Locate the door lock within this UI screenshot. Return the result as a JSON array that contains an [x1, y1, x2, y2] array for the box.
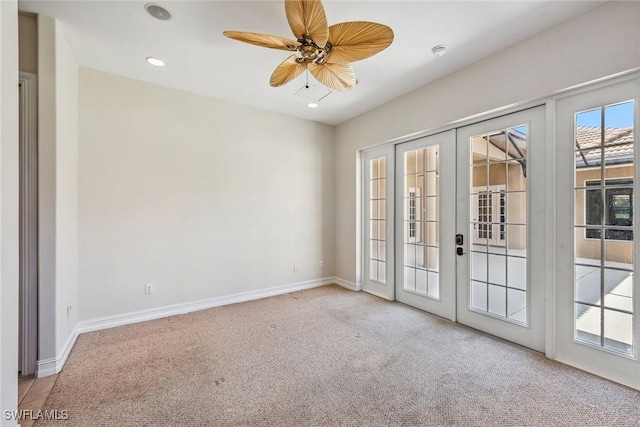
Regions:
[[456, 234, 465, 256]]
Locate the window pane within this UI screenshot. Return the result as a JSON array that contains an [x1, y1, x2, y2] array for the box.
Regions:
[[488, 284, 506, 317], [507, 256, 526, 290], [368, 157, 387, 283], [604, 237, 633, 267], [471, 281, 488, 311], [416, 268, 427, 295], [471, 251, 487, 282], [469, 126, 528, 325], [575, 265, 601, 305], [403, 146, 440, 299], [575, 149, 602, 175], [379, 157, 386, 178], [488, 254, 506, 286], [404, 267, 416, 291], [603, 269, 633, 312], [378, 241, 386, 262], [507, 288, 527, 323], [604, 309, 633, 355], [370, 260, 378, 281], [471, 135, 489, 164], [575, 303, 601, 346], [573, 101, 635, 355], [371, 159, 379, 180]]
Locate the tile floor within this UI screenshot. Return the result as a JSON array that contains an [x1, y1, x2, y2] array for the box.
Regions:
[[17, 374, 58, 427]]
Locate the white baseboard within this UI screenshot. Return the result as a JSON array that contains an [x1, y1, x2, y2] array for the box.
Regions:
[[333, 277, 361, 292], [32, 278, 359, 375], [78, 277, 347, 334], [36, 324, 79, 378]]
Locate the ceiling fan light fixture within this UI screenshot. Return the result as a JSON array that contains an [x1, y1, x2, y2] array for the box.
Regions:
[[431, 45, 446, 57], [307, 102, 319, 108], [145, 4, 171, 21], [223, 0, 394, 92], [146, 56, 165, 67]]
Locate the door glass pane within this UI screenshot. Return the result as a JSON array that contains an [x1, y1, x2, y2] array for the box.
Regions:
[[469, 125, 528, 325], [573, 100, 634, 356], [369, 157, 387, 283], [403, 146, 440, 299]]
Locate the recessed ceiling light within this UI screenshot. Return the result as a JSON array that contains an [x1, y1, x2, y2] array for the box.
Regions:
[[307, 102, 319, 109], [146, 57, 165, 67], [431, 45, 446, 57], [145, 4, 171, 20]]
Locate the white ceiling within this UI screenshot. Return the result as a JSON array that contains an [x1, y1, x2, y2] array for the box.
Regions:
[[19, 1, 604, 125]]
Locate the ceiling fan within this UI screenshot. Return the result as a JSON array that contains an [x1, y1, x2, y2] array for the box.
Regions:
[[223, 0, 394, 91]]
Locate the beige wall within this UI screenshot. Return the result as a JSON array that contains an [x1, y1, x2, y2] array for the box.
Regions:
[[18, 12, 37, 74], [38, 15, 80, 366], [78, 69, 335, 320], [334, 2, 640, 284], [575, 165, 633, 264]]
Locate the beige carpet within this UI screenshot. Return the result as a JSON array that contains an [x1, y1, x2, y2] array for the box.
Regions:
[[38, 285, 640, 426]]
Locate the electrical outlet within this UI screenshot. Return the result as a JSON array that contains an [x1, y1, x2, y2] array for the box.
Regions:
[[320, 261, 324, 269], [293, 265, 299, 273], [145, 283, 154, 294]]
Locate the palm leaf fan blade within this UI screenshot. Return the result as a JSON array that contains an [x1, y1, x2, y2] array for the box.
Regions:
[[223, 31, 300, 51], [285, 0, 329, 47], [308, 62, 356, 91], [270, 55, 308, 87], [326, 22, 394, 63]]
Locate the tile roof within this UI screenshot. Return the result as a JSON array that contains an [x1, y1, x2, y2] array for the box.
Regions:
[[575, 126, 634, 168]]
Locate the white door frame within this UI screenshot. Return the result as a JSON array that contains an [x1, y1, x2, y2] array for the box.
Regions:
[[554, 77, 640, 390], [19, 72, 38, 375]]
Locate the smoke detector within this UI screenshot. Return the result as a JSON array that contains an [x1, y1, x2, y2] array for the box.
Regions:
[[145, 4, 171, 21], [431, 45, 446, 57]]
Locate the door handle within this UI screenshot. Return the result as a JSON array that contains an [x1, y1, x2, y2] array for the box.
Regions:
[[456, 247, 464, 256]]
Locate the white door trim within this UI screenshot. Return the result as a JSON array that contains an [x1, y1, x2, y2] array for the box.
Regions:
[[19, 72, 38, 375]]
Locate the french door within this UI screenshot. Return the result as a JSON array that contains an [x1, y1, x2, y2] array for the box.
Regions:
[[394, 131, 456, 320], [362, 146, 394, 300], [363, 76, 640, 388], [455, 107, 547, 352], [555, 78, 639, 389], [388, 109, 546, 351]]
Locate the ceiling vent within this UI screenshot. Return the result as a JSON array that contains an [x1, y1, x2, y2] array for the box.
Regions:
[[145, 4, 171, 21], [294, 84, 331, 102]]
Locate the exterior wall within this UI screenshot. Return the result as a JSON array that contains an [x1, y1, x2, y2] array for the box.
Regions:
[[575, 165, 634, 264]]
